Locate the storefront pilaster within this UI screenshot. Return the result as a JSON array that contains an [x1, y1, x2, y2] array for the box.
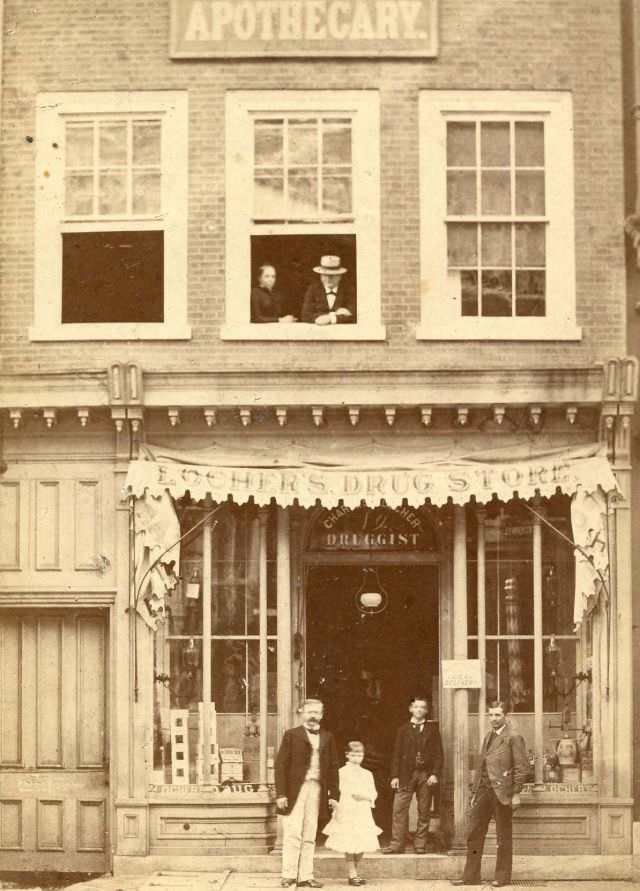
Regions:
[[451, 504, 469, 850], [276, 506, 292, 741]]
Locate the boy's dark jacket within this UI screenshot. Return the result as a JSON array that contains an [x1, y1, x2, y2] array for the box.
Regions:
[[390, 720, 444, 789]]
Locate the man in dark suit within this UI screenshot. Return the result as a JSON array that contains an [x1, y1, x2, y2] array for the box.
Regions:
[[452, 701, 530, 888], [301, 255, 356, 325], [383, 696, 444, 854], [275, 699, 339, 888]]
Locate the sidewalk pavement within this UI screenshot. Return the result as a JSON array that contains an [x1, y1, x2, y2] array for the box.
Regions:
[[3, 874, 636, 891]]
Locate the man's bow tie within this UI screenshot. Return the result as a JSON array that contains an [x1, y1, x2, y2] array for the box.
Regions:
[[306, 728, 320, 735]]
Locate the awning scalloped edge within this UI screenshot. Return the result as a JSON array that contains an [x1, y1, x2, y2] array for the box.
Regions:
[[125, 450, 617, 509]]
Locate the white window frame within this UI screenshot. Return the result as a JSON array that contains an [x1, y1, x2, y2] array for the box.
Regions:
[[223, 90, 384, 341], [31, 92, 190, 341], [418, 90, 581, 341]]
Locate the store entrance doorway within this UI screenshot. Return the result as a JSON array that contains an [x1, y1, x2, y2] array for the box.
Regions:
[[306, 563, 439, 838]]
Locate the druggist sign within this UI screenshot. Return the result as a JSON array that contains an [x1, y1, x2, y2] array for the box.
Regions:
[[170, 0, 438, 57]]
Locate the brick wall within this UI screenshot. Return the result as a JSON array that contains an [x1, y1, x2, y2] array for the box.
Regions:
[[0, 0, 627, 374]]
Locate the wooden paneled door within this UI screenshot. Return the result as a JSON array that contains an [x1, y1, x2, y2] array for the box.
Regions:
[[0, 613, 109, 872]]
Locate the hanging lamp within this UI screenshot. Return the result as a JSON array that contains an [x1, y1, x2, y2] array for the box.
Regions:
[[354, 566, 388, 615]]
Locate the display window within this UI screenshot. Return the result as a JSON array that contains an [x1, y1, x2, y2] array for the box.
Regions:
[[466, 494, 592, 786], [152, 501, 277, 788]]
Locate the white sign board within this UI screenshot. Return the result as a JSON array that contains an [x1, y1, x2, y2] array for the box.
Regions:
[[441, 659, 482, 689]]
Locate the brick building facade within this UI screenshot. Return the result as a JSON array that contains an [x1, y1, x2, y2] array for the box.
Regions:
[[0, 0, 637, 880]]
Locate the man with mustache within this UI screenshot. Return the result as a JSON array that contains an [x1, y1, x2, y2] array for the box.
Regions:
[[452, 701, 529, 887], [275, 699, 339, 888]]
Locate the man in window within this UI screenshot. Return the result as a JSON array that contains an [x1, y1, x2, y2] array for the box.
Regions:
[[382, 695, 443, 855], [301, 255, 356, 325], [275, 698, 339, 888], [250, 264, 297, 323], [452, 701, 529, 888]]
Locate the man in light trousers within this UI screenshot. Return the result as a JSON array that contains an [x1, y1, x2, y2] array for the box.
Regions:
[[275, 699, 339, 888]]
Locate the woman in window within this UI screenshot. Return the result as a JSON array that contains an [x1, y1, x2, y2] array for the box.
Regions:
[[250, 264, 296, 323]]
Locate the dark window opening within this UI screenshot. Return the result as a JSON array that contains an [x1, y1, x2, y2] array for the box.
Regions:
[[250, 233, 356, 323], [62, 230, 164, 324]]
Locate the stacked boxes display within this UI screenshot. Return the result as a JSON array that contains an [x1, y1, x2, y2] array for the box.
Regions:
[[220, 747, 244, 783], [197, 701, 219, 785]]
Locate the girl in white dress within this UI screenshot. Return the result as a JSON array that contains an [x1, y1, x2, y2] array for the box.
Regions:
[[323, 740, 382, 886]]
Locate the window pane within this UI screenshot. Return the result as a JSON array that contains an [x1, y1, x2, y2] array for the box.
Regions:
[[448, 223, 477, 266], [288, 171, 318, 216], [213, 641, 248, 713], [516, 270, 545, 316], [481, 122, 510, 167], [323, 175, 352, 215], [172, 638, 204, 711], [98, 172, 127, 214], [65, 174, 94, 215], [66, 124, 94, 168], [543, 637, 577, 714], [323, 122, 351, 165], [288, 121, 317, 166], [169, 561, 204, 636], [515, 223, 545, 266], [460, 270, 478, 316], [99, 122, 127, 167], [447, 122, 476, 167], [254, 122, 283, 167], [542, 503, 575, 634], [515, 121, 544, 167], [498, 638, 534, 712], [481, 223, 511, 267], [254, 175, 284, 218], [132, 122, 161, 166], [61, 230, 164, 324], [481, 270, 512, 316], [481, 171, 510, 215], [447, 170, 476, 214], [516, 171, 545, 215], [132, 171, 161, 215]]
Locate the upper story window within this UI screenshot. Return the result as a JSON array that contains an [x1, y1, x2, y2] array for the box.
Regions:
[[31, 92, 189, 341], [418, 91, 581, 341], [223, 91, 384, 341]]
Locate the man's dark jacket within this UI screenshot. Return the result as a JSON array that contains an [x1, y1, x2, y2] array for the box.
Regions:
[[275, 725, 340, 817], [300, 282, 357, 323], [390, 720, 444, 789], [470, 727, 529, 806]]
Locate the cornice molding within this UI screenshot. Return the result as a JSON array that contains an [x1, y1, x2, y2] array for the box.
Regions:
[[0, 366, 607, 409]]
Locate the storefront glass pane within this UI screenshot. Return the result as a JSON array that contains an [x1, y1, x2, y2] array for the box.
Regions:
[[153, 503, 278, 788], [467, 496, 584, 784], [484, 507, 534, 635]]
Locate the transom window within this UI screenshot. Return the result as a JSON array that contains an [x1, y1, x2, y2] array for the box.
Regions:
[[418, 91, 580, 341]]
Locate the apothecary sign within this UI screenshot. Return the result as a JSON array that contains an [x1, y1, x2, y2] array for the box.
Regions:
[[309, 504, 438, 551], [170, 0, 438, 58]]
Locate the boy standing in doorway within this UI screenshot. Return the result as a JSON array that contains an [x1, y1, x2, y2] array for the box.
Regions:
[[383, 696, 444, 854]]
